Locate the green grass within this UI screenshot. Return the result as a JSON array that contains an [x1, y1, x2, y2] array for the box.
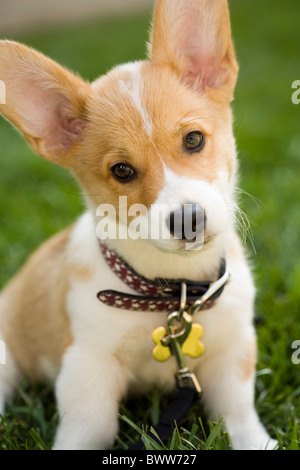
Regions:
[[1, 0, 300, 450]]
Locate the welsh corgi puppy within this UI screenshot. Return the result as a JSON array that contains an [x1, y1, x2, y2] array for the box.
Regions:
[[0, 0, 277, 450]]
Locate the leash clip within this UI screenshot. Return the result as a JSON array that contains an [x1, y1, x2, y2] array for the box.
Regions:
[[166, 309, 202, 396], [152, 283, 204, 396], [176, 369, 202, 395], [152, 273, 230, 397]]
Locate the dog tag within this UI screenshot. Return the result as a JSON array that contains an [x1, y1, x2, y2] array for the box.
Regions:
[[152, 326, 172, 362], [182, 323, 205, 358], [152, 319, 205, 362]]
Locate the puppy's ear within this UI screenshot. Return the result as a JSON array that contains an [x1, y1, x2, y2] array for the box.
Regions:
[[149, 0, 238, 101], [0, 41, 91, 166]]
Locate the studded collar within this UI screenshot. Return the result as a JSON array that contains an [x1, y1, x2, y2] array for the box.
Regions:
[[97, 240, 228, 313]]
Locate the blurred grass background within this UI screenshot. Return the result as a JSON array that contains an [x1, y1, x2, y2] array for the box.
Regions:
[[0, 0, 300, 450]]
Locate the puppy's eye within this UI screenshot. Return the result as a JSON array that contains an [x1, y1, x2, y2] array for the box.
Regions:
[[184, 131, 205, 153], [111, 163, 136, 183]]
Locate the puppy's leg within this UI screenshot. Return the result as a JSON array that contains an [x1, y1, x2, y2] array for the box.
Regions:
[[53, 345, 127, 450], [198, 327, 277, 450]]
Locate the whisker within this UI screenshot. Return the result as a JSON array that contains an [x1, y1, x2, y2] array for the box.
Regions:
[[232, 202, 256, 255], [234, 187, 264, 209]]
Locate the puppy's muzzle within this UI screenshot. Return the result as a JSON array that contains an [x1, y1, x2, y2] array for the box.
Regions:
[[166, 203, 206, 241]]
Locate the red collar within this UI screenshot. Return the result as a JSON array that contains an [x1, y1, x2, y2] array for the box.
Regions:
[[97, 241, 228, 313]]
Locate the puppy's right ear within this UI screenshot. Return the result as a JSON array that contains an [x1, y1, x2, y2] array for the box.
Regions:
[[0, 41, 91, 166]]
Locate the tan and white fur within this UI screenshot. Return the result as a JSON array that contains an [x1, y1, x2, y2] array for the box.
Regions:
[[0, 0, 276, 450]]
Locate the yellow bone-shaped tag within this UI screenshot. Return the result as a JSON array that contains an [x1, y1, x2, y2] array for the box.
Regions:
[[152, 326, 172, 362], [152, 323, 205, 362], [182, 323, 205, 358]]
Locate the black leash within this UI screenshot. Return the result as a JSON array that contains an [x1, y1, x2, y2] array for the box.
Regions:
[[129, 386, 200, 450]]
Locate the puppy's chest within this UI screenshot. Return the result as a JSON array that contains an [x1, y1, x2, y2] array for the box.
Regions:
[[113, 319, 198, 392], [65, 229, 244, 386], [68, 275, 228, 387]]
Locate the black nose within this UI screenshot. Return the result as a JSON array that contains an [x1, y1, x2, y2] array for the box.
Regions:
[[167, 203, 206, 240]]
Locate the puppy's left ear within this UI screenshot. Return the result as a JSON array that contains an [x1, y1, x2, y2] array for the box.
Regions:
[[0, 41, 91, 166], [149, 0, 239, 101]]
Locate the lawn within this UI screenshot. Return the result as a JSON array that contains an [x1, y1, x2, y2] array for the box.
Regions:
[[0, 0, 300, 450]]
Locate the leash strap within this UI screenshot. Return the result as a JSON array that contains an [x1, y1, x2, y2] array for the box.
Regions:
[[128, 386, 200, 450]]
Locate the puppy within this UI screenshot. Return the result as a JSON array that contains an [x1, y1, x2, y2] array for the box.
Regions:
[[0, 0, 276, 450]]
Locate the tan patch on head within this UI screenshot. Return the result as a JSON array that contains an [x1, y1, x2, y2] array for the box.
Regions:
[[72, 60, 236, 218], [239, 340, 257, 381]]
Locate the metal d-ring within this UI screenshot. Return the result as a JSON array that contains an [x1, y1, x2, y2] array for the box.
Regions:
[[163, 310, 193, 345]]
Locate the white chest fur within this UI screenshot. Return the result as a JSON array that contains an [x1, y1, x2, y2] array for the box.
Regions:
[[64, 212, 256, 396]]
